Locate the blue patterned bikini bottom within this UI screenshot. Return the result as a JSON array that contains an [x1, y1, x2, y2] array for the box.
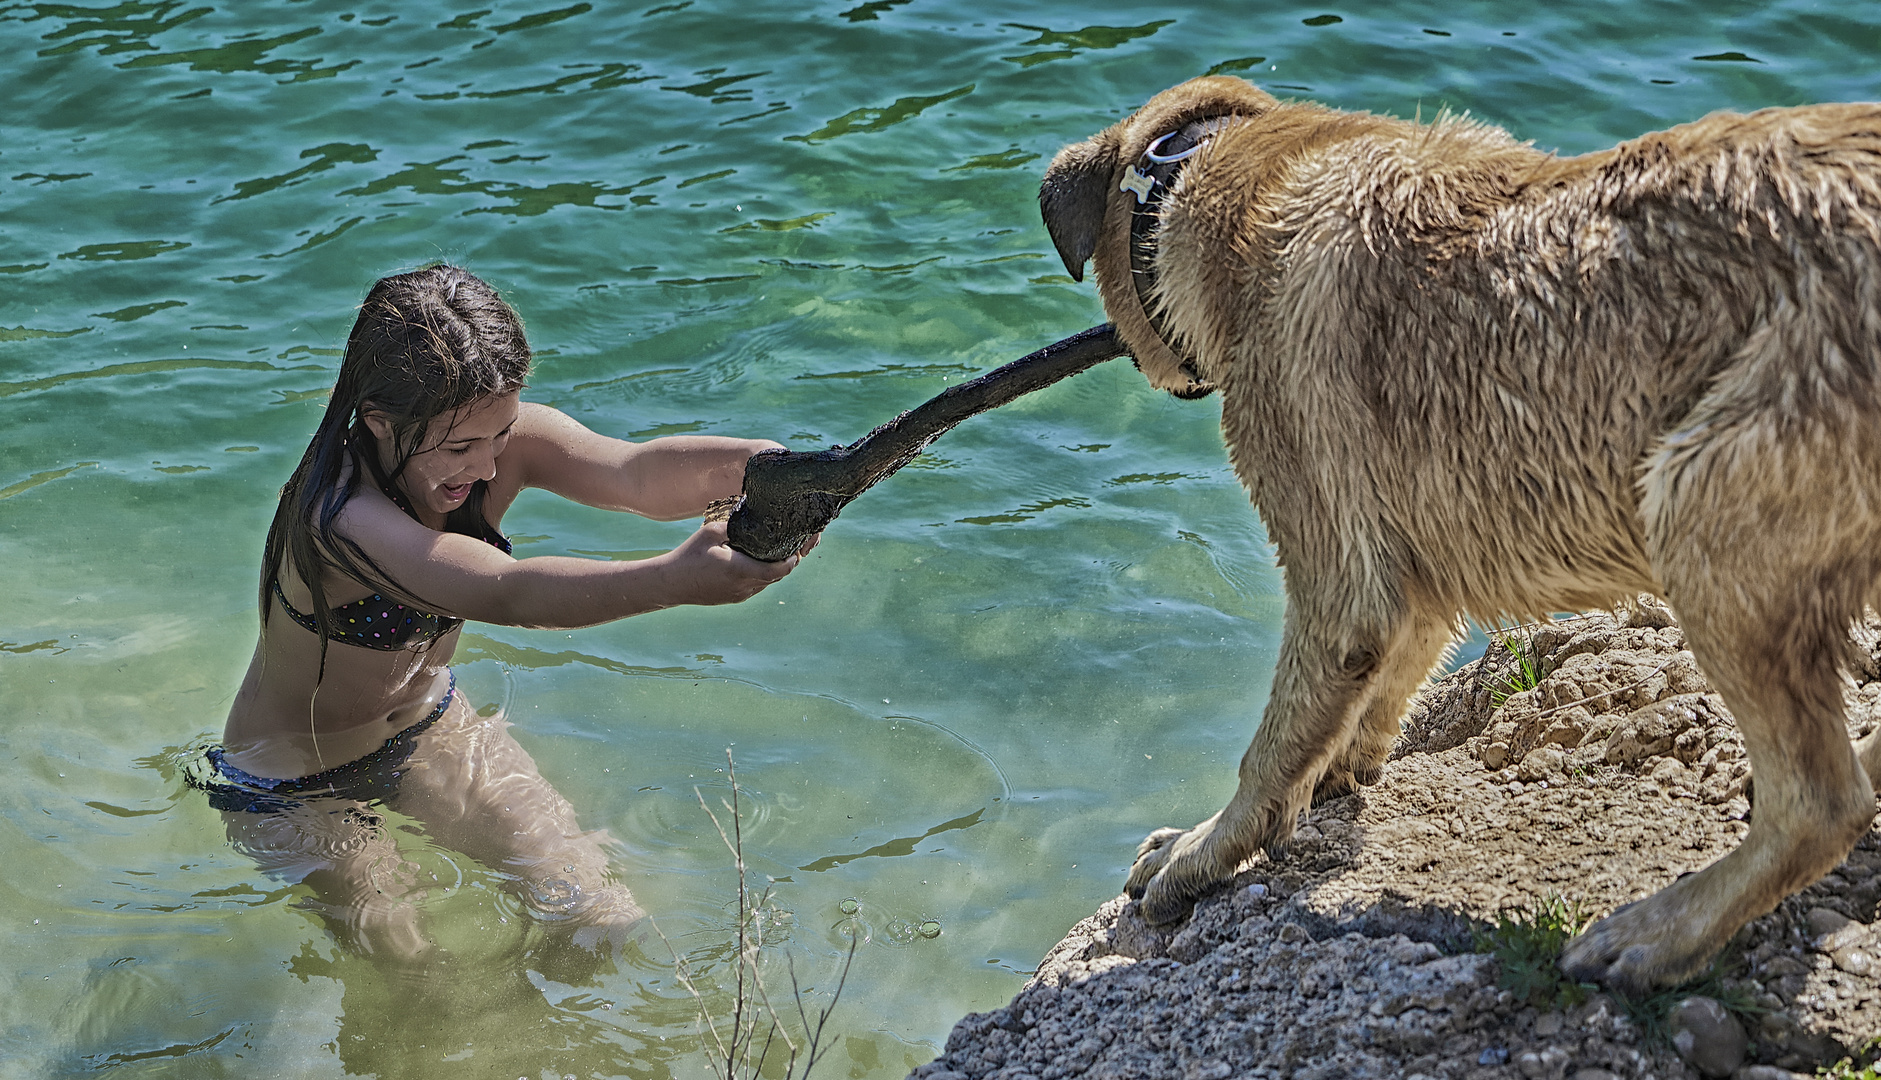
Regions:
[[192, 671, 455, 814]]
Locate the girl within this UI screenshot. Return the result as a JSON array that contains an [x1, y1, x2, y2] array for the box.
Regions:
[[197, 263, 808, 960]]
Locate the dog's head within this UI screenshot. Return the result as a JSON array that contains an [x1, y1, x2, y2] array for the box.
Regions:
[[1040, 77, 1276, 399]]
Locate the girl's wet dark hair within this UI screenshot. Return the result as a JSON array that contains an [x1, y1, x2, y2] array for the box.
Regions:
[[261, 264, 531, 667]]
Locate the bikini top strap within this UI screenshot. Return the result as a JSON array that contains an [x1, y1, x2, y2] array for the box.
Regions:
[[270, 577, 323, 634]]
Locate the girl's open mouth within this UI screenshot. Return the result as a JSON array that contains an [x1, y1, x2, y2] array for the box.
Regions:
[[441, 482, 472, 503]]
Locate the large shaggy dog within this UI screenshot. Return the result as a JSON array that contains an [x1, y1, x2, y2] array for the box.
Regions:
[[1040, 76, 1881, 991]]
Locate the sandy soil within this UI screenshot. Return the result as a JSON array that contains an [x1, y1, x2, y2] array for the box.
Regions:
[[912, 605, 1881, 1080]]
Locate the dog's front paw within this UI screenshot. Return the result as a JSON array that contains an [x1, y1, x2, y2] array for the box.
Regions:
[[1123, 816, 1237, 926], [1121, 827, 1181, 895], [1124, 826, 1188, 899]]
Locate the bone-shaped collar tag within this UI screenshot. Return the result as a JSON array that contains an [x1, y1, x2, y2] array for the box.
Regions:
[[1120, 166, 1155, 204]]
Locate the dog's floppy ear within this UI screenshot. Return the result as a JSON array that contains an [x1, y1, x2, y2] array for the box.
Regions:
[[1040, 133, 1119, 283]]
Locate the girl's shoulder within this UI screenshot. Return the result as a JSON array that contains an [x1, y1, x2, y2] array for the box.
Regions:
[[511, 401, 602, 446], [500, 402, 625, 487]]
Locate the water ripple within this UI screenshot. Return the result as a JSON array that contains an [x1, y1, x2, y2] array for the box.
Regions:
[[91, 301, 186, 322], [215, 143, 377, 203], [25, 0, 211, 57], [839, 0, 910, 22], [0, 358, 310, 399], [57, 240, 190, 262], [461, 61, 653, 97], [661, 68, 767, 102], [1000, 19, 1173, 67], [788, 84, 973, 143], [118, 26, 357, 82], [487, 3, 593, 36]]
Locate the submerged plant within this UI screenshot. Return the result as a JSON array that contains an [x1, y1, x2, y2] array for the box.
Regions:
[[661, 751, 855, 1080]]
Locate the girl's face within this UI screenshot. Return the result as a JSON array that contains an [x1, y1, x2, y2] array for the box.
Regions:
[[364, 390, 522, 522]]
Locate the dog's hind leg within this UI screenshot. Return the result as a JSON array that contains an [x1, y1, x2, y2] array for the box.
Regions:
[[1316, 609, 1453, 801], [1562, 406, 1879, 992], [1857, 727, 1881, 792], [1126, 584, 1431, 924]]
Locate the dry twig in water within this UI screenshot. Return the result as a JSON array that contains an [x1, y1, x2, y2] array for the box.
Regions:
[[657, 750, 856, 1080]]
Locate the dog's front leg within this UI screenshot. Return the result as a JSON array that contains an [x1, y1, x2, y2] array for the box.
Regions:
[[1317, 611, 1453, 800], [1126, 601, 1400, 924]]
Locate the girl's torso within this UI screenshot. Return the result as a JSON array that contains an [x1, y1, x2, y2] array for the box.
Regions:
[[219, 450, 526, 781]]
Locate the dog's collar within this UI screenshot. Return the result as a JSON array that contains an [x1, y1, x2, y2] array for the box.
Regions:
[[1123, 117, 1234, 388]]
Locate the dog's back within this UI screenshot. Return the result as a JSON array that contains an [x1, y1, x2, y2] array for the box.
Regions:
[[1163, 100, 1881, 621]]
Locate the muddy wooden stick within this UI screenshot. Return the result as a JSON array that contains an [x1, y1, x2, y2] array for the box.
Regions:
[[719, 323, 1128, 561]]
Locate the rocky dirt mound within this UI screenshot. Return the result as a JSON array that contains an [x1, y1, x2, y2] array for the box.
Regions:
[[912, 605, 1881, 1080]]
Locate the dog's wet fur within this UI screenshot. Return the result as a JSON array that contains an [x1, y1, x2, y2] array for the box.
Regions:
[[1042, 76, 1881, 992]]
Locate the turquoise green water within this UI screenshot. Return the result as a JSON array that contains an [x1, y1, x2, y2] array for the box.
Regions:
[[4, 1, 1878, 1076]]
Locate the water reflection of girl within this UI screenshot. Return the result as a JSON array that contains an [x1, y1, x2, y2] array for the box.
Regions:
[[196, 264, 809, 961]]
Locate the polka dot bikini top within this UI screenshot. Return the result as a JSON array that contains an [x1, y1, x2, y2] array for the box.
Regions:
[[271, 470, 513, 651]]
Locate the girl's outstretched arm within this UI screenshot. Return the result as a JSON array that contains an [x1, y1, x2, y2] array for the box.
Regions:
[[506, 402, 776, 520], [334, 487, 798, 629]]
